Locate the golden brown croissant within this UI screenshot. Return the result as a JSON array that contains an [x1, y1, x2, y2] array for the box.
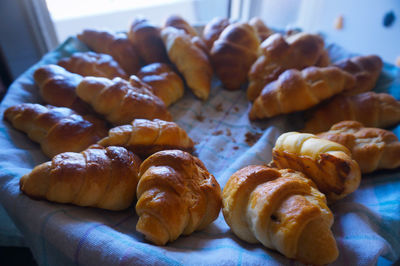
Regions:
[[4, 103, 108, 158], [247, 32, 326, 101], [20, 145, 141, 210], [77, 29, 141, 75], [33, 64, 91, 114], [128, 18, 170, 64], [303, 92, 400, 133], [334, 55, 383, 95], [317, 121, 400, 173], [98, 118, 194, 157], [271, 132, 361, 201], [249, 17, 273, 41], [136, 63, 184, 106], [249, 66, 356, 120], [210, 22, 260, 90], [161, 27, 212, 100], [76, 76, 172, 125], [315, 50, 331, 67], [202, 17, 230, 51], [222, 165, 338, 265], [57, 51, 128, 79], [136, 150, 221, 245]]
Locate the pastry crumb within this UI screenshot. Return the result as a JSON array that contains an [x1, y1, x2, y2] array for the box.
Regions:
[[212, 130, 223, 136], [245, 131, 262, 146], [334, 15, 344, 30], [215, 103, 223, 112], [194, 112, 205, 122], [226, 128, 232, 137], [233, 146, 239, 150], [233, 106, 239, 112]]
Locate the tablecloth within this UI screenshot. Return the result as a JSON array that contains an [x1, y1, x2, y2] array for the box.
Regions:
[[0, 37, 399, 266]]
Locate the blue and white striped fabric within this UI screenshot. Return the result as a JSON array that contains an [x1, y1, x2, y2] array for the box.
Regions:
[[0, 37, 399, 266]]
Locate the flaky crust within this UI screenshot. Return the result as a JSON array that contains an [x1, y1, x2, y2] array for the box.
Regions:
[[58, 51, 127, 79], [98, 118, 194, 157], [222, 166, 338, 265], [210, 22, 260, 90], [334, 55, 383, 95], [136, 150, 222, 245], [249, 17, 273, 41], [317, 121, 400, 173], [128, 18, 170, 64], [77, 29, 141, 75], [20, 145, 141, 210], [76, 76, 171, 125], [303, 92, 400, 133], [161, 27, 212, 100], [247, 33, 326, 101], [271, 132, 361, 201], [34, 64, 91, 114], [4, 103, 108, 158], [249, 66, 356, 120], [136, 63, 184, 106], [202, 17, 231, 51]]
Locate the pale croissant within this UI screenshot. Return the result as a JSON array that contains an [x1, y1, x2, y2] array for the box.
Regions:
[[58, 51, 128, 79], [247, 32, 326, 101], [20, 145, 141, 210], [303, 92, 400, 133], [222, 165, 338, 265], [249, 66, 356, 120], [271, 132, 361, 201], [76, 76, 172, 125], [4, 103, 108, 158], [317, 121, 400, 173], [98, 119, 194, 157], [33, 64, 90, 114], [136, 150, 222, 245]]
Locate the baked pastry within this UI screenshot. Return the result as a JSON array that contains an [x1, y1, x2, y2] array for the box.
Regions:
[[249, 66, 356, 120], [77, 29, 141, 74], [317, 121, 400, 173], [334, 55, 383, 95], [4, 103, 108, 158], [303, 92, 400, 133], [161, 27, 212, 100], [210, 22, 260, 90], [247, 32, 326, 101], [58, 51, 128, 79], [315, 50, 331, 67], [76, 76, 172, 125], [20, 145, 141, 210], [98, 118, 194, 157], [136, 150, 222, 245], [271, 132, 361, 201], [33, 64, 90, 114], [249, 17, 273, 41], [128, 18, 170, 64], [222, 165, 338, 265], [202, 17, 230, 51], [136, 63, 184, 106]]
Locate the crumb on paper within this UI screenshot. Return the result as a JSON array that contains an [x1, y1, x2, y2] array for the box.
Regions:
[[334, 15, 344, 30], [194, 112, 205, 122], [233, 106, 239, 112], [212, 130, 223, 136], [219, 147, 224, 152], [245, 131, 262, 146], [233, 146, 239, 150], [215, 103, 223, 112], [226, 128, 232, 137], [396, 56, 400, 67]]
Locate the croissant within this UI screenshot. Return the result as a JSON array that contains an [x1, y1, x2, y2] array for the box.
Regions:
[[136, 63, 184, 106], [317, 121, 400, 173], [249, 17, 273, 41], [222, 165, 338, 265], [58, 51, 128, 79], [20, 145, 141, 210], [98, 118, 194, 157], [202, 17, 230, 51], [247, 32, 326, 101], [334, 55, 383, 95], [77, 29, 141, 74], [128, 18, 170, 64], [303, 92, 400, 133], [315, 50, 331, 67], [161, 27, 212, 100], [249, 66, 356, 120], [210, 22, 260, 90], [4, 103, 108, 158], [33, 64, 91, 114], [271, 132, 361, 201], [76, 76, 172, 125], [136, 150, 222, 245]]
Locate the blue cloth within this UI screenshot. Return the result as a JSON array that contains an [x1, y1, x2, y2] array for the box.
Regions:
[[0, 37, 399, 266]]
